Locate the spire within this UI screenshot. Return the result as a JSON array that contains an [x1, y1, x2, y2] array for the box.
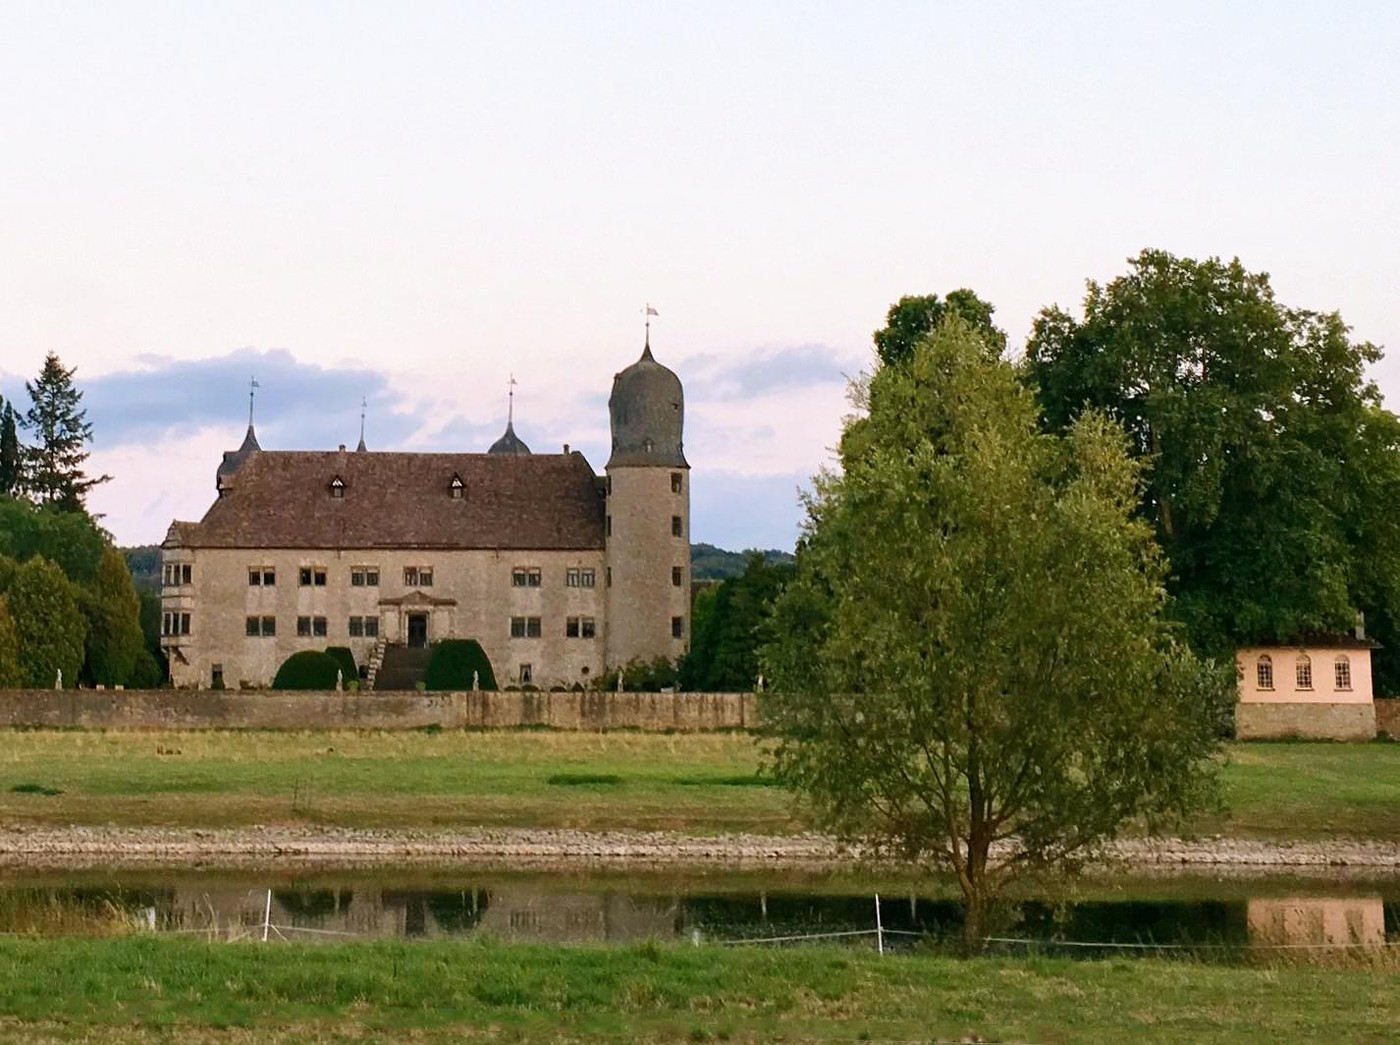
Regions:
[[642, 303, 658, 358], [356, 396, 367, 452], [489, 374, 531, 455]]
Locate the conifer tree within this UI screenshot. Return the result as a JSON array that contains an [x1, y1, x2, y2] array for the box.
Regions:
[[20, 352, 109, 511], [0, 398, 20, 497]]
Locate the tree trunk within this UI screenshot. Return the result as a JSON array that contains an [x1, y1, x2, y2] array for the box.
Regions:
[[959, 832, 992, 956]]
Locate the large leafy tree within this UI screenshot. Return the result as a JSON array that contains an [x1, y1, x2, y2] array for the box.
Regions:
[[680, 554, 795, 692], [872, 288, 1005, 369], [1025, 250, 1400, 686], [79, 545, 146, 687], [21, 352, 110, 511], [0, 397, 20, 497], [762, 320, 1229, 950], [0, 596, 22, 688], [6, 555, 87, 688]]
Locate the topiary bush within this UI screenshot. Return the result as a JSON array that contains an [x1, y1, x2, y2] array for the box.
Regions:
[[325, 646, 357, 683], [424, 639, 498, 691], [271, 650, 342, 690]]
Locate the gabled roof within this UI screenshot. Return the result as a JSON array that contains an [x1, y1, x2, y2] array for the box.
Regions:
[[180, 450, 606, 551]]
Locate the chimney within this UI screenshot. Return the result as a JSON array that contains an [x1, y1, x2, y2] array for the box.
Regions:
[[1356, 611, 1367, 642], [563, 443, 570, 454]]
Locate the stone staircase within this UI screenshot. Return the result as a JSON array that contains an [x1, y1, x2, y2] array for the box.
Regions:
[[371, 644, 432, 692], [364, 637, 388, 690]]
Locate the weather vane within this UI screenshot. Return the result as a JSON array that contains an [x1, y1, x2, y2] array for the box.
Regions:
[[248, 377, 260, 427], [359, 396, 367, 446], [642, 304, 659, 346], [507, 373, 517, 425]]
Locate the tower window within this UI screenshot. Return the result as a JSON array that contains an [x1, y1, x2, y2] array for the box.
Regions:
[[671, 616, 684, 639], [671, 472, 682, 494], [606, 515, 612, 537], [671, 516, 683, 537], [672, 566, 682, 587]]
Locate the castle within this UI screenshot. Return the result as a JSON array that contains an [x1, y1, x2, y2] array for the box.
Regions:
[[159, 341, 690, 689]]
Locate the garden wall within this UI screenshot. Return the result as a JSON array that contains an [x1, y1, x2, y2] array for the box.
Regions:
[[1374, 698, 1399, 738], [0, 689, 758, 732]]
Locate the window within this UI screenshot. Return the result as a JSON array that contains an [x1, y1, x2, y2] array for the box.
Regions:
[[161, 612, 191, 636], [349, 615, 379, 638], [211, 664, 223, 689], [313, 616, 327, 637], [672, 566, 683, 587], [510, 616, 542, 638], [671, 515, 683, 537], [512, 567, 541, 588], [330, 475, 345, 498], [351, 567, 380, 587], [581, 568, 595, 588], [299, 567, 327, 587], [566, 568, 580, 587], [606, 515, 612, 537], [672, 615, 684, 639], [450, 472, 465, 499], [248, 567, 276, 586], [1296, 654, 1313, 690], [567, 567, 597, 588], [246, 615, 276, 637], [606, 567, 612, 588], [1334, 655, 1352, 690], [519, 663, 533, 685], [297, 616, 310, 637], [1256, 655, 1273, 690], [404, 566, 434, 587], [671, 472, 683, 494], [162, 563, 193, 586], [565, 616, 595, 638]]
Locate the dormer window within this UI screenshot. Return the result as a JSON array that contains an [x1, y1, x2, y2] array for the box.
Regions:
[[450, 473, 465, 499], [330, 475, 346, 499]]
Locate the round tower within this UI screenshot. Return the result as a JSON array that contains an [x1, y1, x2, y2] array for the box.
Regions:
[[604, 340, 690, 671]]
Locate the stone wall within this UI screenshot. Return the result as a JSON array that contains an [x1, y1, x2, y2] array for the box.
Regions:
[[0, 689, 756, 732], [1235, 701, 1376, 741], [1374, 698, 1399, 738]]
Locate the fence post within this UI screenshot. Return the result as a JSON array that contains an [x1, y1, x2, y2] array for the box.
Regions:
[[262, 889, 273, 942], [875, 893, 884, 955]]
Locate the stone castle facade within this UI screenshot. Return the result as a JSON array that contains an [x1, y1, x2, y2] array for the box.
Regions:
[[160, 342, 690, 689]]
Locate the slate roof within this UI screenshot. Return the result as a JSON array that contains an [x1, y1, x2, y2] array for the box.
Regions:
[[180, 450, 606, 551]]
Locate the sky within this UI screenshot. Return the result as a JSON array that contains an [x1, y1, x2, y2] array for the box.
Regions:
[[1, 2, 1397, 550]]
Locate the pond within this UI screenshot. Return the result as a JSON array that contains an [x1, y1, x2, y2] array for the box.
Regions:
[[3, 867, 1399, 956]]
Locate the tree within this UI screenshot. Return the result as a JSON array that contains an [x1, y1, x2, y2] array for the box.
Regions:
[[79, 545, 145, 687], [872, 288, 1005, 369], [1025, 250, 1400, 685], [0, 596, 22, 688], [680, 554, 794, 691], [761, 320, 1229, 950], [7, 556, 86, 688], [20, 352, 110, 511], [0, 398, 20, 497]]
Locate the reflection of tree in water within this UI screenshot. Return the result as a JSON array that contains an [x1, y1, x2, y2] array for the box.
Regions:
[[382, 890, 491, 937], [682, 893, 1252, 948], [273, 888, 353, 921]]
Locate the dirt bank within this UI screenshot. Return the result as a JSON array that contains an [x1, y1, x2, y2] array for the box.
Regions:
[[3, 825, 1400, 874]]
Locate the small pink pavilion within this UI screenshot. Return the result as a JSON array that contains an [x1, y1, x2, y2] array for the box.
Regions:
[[1235, 635, 1377, 740]]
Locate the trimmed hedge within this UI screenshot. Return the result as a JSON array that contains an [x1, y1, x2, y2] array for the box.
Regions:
[[271, 650, 342, 691], [424, 639, 497, 691], [325, 646, 357, 683]]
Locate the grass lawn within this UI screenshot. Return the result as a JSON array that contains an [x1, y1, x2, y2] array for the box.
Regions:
[[0, 936, 1397, 1043], [0, 729, 1398, 840]]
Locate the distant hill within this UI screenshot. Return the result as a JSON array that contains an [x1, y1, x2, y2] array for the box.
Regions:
[[690, 542, 795, 581], [123, 545, 162, 593], [122, 541, 792, 589]]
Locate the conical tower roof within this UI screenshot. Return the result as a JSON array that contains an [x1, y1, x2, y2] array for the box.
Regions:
[[488, 420, 531, 456], [607, 341, 686, 469]]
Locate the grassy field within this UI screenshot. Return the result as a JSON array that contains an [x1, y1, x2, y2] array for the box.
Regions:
[[0, 729, 1397, 840], [0, 936, 1397, 1043]]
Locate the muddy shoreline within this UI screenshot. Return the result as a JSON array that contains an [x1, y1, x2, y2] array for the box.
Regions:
[[3, 826, 1400, 876]]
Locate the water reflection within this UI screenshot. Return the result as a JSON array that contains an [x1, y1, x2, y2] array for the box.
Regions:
[[0, 876, 1396, 954]]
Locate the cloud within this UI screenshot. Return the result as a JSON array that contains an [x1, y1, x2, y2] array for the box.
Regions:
[[681, 344, 864, 401]]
